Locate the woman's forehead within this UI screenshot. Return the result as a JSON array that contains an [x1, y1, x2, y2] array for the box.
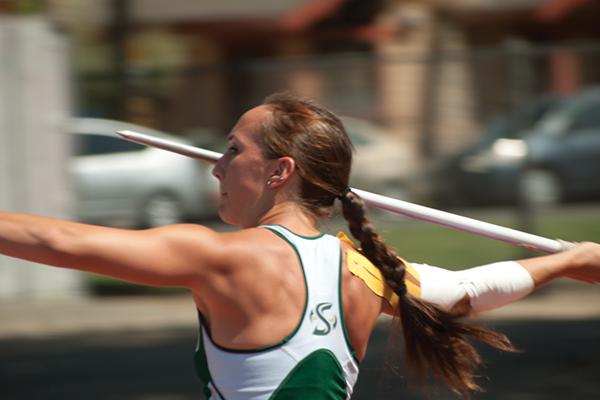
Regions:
[[228, 105, 272, 143]]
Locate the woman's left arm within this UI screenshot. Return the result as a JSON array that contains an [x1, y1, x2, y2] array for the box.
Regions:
[[0, 212, 227, 289]]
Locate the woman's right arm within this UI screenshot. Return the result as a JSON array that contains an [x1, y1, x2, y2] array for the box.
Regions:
[[0, 212, 229, 289], [518, 242, 600, 285]]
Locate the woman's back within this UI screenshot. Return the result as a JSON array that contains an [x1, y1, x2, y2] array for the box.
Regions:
[[191, 225, 382, 357], [193, 225, 380, 399]]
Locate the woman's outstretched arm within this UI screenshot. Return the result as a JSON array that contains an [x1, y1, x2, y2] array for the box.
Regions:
[[519, 242, 600, 286], [410, 242, 600, 316], [0, 212, 226, 289]]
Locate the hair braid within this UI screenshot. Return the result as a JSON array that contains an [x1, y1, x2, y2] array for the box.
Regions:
[[339, 190, 516, 398], [341, 191, 407, 295]]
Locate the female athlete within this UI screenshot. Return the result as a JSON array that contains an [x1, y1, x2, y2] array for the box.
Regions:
[[1, 93, 599, 399]]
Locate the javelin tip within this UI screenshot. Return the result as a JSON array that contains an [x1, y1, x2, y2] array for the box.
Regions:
[[116, 130, 134, 138]]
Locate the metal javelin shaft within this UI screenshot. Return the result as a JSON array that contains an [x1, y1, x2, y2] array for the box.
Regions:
[[117, 130, 222, 163], [116, 129, 573, 254]]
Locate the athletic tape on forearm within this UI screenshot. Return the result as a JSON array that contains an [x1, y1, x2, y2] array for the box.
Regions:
[[412, 261, 535, 313]]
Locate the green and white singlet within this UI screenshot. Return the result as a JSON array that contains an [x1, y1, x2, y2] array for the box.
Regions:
[[194, 225, 360, 400]]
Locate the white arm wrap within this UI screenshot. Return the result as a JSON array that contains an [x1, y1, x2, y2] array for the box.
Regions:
[[412, 261, 535, 313]]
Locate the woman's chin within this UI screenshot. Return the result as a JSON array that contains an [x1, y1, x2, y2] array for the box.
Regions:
[[218, 208, 239, 227]]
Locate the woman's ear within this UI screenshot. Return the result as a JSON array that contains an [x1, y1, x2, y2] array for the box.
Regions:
[[267, 156, 296, 188]]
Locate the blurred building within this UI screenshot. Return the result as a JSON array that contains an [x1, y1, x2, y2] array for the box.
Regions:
[[382, 0, 600, 156], [47, 0, 389, 132], [434, 0, 600, 148]]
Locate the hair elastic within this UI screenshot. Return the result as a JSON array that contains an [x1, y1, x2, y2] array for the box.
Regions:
[[337, 187, 351, 200]]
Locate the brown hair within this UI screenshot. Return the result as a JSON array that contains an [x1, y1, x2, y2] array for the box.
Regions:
[[260, 92, 515, 397]]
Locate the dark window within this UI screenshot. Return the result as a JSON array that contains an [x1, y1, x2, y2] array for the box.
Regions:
[[74, 134, 146, 156], [569, 98, 600, 131]]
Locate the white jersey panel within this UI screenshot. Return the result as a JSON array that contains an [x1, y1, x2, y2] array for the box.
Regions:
[[198, 225, 359, 400]]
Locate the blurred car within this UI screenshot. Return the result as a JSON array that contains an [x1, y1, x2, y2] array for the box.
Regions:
[[517, 89, 600, 206], [421, 95, 566, 207], [342, 116, 417, 200], [69, 118, 219, 227], [423, 89, 600, 207]]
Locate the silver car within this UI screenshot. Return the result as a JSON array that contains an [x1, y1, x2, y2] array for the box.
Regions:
[[70, 118, 219, 227]]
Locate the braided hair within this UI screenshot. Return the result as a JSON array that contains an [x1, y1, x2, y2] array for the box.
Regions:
[[339, 190, 514, 396]]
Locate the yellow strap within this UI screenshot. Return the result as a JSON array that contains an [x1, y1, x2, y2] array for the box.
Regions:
[[337, 232, 421, 308]]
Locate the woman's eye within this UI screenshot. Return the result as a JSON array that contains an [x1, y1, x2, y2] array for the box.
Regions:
[[227, 145, 238, 154]]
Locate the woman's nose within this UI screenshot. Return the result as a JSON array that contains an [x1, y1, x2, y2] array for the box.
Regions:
[[212, 158, 224, 181]]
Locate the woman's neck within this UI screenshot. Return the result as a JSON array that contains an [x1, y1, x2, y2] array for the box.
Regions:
[[256, 201, 320, 236]]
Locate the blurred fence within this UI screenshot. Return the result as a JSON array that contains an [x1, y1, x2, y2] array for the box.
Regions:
[[79, 39, 600, 160]]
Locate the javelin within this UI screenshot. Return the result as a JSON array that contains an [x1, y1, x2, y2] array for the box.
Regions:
[[116, 130, 574, 254]]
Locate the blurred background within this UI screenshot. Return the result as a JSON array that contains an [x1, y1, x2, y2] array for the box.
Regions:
[[1, 0, 599, 399]]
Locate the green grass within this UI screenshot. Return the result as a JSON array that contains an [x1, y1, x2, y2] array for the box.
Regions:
[[365, 206, 600, 269], [324, 205, 600, 269], [87, 274, 186, 296]]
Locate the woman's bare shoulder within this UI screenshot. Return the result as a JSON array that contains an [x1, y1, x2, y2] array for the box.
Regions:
[[215, 227, 294, 265], [165, 225, 289, 269]]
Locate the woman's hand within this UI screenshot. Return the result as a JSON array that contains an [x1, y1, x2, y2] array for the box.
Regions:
[[563, 242, 600, 284]]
